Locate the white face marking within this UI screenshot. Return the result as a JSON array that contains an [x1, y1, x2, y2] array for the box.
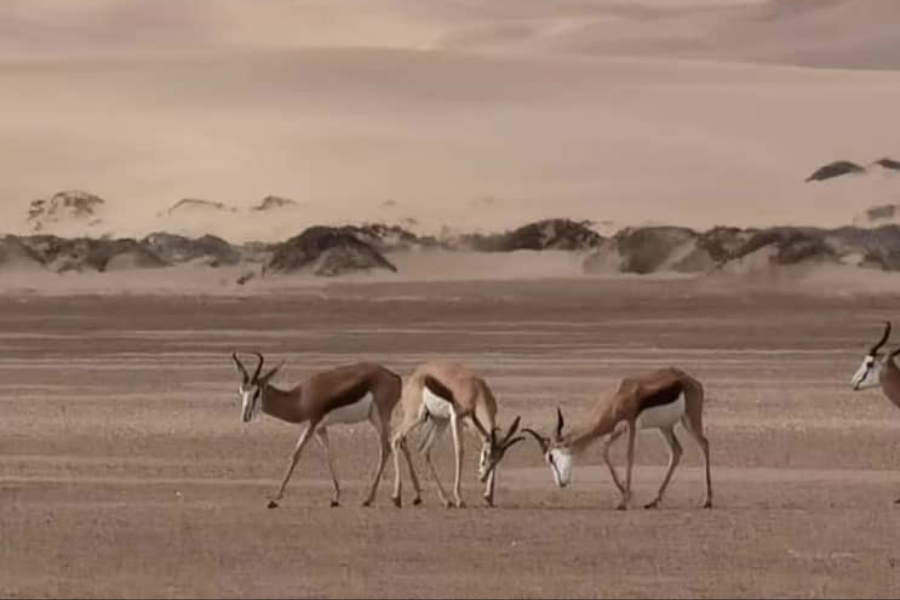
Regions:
[[851, 355, 882, 391], [547, 448, 573, 488], [240, 383, 262, 423], [478, 441, 492, 481], [636, 393, 686, 430], [320, 393, 374, 426]]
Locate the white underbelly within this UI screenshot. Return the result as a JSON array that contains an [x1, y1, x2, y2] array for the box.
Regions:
[[423, 387, 453, 420], [636, 394, 685, 430], [321, 393, 374, 426]]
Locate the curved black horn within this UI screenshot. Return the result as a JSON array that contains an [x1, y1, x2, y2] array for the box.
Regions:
[[555, 407, 565, 441], [871, 322, 892, 355], [502, 416, 522, 446], [522, 428, 550, 452], [260, 360, 285, 383], [232, 352, 249, 382], [252, 352, 265, 382]]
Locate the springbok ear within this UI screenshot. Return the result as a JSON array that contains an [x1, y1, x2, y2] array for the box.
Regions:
[[555, 407, 565, 441]]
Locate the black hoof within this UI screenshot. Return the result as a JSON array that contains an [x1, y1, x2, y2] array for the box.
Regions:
[[703, 500, 713, 509], [412, 497, 423, 507], [392, 497, 402, 508], [330, 501, 340, 508], [267, 500, 280, 510], [644, 501, 660, 510], [362, 501, 372, 508]]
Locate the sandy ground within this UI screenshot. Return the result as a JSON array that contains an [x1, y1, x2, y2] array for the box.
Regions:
[[3, 279, 900, 598]]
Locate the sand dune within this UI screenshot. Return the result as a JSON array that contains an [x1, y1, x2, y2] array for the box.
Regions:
[[0, 0, 898, 240]]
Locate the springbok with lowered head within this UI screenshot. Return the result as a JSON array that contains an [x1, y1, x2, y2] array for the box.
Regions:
[[390, 361, 523, 508], [851, 322, 900, 501], [519, 367, 712, 510], [233, 352, 408, 509]]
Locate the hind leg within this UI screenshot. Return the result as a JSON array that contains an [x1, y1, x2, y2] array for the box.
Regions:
[[682, 414, 712, 509], [644, 427, 683, 510]]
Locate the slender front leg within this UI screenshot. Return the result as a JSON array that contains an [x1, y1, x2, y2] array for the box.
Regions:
[[391, 411, 422, 508], [450, 411, 466, 508], [400, 439, 423, 506], [484, 468, 496, 507], [602, 427, 626, 495], [362, 415, 392, 507], [269, 424, 316, 509], [644, 427, 682, 510], [616, 421, 636, 511], [315, 427, 341, 508]]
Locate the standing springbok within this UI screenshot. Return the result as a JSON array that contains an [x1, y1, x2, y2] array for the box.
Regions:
[[390, 361, 523, 508], [518, 367, 712, 510], [851, 322, 900, 502], [232, 352, 409, 509]]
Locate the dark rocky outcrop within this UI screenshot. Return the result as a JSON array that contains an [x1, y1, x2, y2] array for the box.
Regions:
[[28, 190, 106, 232], [253, 196, 299, 212], [265, 227, 397, 277], [161, 199, 237, 216], [142, 233, 241, 266], [459, 219, 603, 252], [19, 236, 167, 273], [0, 236, 46, 271], [805, 160, 866, 182], [340, 224, 437, 253], [873, 158, 900, 172]]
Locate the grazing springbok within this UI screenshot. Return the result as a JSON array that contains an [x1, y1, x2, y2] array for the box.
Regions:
[[520, 368, 712, 510], [233, 352, 408, 509], [851, 322, 900, 502], [390, 361, 523, 508]]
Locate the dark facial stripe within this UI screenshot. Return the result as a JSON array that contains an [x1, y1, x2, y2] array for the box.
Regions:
[[423, 376, 455, 404], [637, 382, 684, 415]]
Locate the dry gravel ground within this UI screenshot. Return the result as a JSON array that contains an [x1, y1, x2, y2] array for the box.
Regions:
[[3, 279, 900, 598]]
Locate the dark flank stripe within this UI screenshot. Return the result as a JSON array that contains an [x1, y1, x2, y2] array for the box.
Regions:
[[423, 375, 455, 404], [325, 378, 372, 414], [637, 382, 683, 415]]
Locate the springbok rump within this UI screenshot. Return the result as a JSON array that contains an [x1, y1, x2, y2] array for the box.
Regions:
[[517, 367, 712, 511], [232, 352, 408, 509]]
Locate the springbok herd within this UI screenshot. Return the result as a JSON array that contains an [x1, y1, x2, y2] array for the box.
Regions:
[[232, 321, 900, 510]]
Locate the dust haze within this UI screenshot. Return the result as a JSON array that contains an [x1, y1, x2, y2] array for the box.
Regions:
[[1, 0, 899, 238]]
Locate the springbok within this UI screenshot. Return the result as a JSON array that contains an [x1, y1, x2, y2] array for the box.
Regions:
[[390, 361, 523, 508], [232, 352, 409, 509], [851, 322, 900, 502], [519, 367, 712, 510]]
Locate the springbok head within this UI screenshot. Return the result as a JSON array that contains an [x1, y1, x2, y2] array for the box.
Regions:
[[476, 416, 525, 483], [523, 408, 573, 489], [851, 322, 900, 391], [232, 352, 283, 423]]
